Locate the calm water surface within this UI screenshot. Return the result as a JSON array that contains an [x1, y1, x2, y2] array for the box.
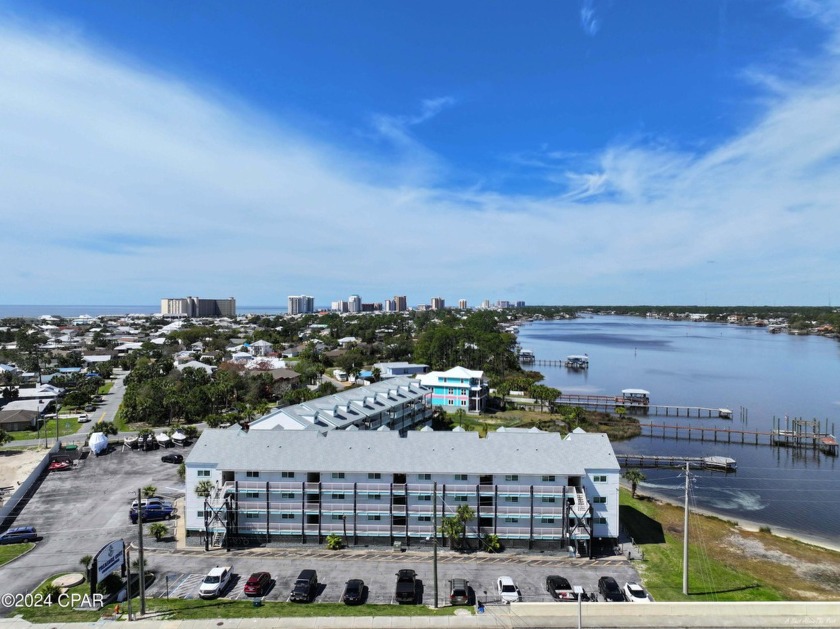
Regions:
[[519, 315, 840, 544]]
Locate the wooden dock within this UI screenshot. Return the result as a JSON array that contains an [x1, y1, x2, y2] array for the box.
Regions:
[[617, 454, 736, 472], [554, 394, 732, 419], [640, 422, 838, 455]]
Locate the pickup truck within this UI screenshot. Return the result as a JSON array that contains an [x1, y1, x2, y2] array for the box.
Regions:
[[129, 502, 175, 523], [394, 569, 417, 604]]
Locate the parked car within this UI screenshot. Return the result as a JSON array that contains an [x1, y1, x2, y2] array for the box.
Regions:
[[497, 576, 521, 603], [77, 414, 89, 423], [598, 576, 625, 602], [623, 582, 652, 603], [243, 572, 271, 597], [198, 566, 232, 599], [47, 460, 72, 472], [129, 502, 174, 523], [161, 453, 184, 464], [131, 497, 170, 509], [341, 578, 365, 605], [84, 404, 95, 412], [290, 569, 318, 602], [545, 575, 575, 601], [449, 578, 470, 605], [0, 526, 37, 545], [394, 569, 417, 604]]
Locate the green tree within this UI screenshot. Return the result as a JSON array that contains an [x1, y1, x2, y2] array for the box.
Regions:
[[529, 385, 561, 413], [79, 554, 93, 579], [195, 480, 214, 498], [455, 504, 476, 550], [439, 517, 463, 550], [623, 468, 646, 499], [142, 485, 158, 498], [325, 533, 343, 550], [149, 523, 169, 541], [90, 421, 117, 436], [0, 429, 12, 447]]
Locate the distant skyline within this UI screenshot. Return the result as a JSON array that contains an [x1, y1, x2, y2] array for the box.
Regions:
[[2, 1, 840, 306]]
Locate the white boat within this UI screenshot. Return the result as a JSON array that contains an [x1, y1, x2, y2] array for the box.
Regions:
[[171, 430, 187, 446], [88, 432, 109, 456], [155, 433, 171, 447], [123, 435, 139, 449]]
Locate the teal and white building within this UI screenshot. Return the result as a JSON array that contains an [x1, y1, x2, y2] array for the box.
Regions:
[[417, 366, 489, 414]]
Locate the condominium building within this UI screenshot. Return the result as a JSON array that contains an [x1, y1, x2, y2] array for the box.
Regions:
[[481, 300, 491, 309], [161, 296, 236, 318], [287, 295, 315, 315], [430, 297, 445, 310], [458, 299, 468, 310], [393, 295, 407, 312], [348, 295, 362, 313], [186, 428, 619, 555], [248, 376, 431, 432], [331, 300, 349, 313], [418, 366, 489, 413]]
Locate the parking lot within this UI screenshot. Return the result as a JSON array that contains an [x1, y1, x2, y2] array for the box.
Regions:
[[139, 550, 640, 607]]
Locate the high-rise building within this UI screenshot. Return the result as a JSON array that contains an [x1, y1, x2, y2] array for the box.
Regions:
[[515, 300, 526, 308], [497, 300, 511, 309], [430, 297, 445, 310], [161, 296, 236, 318], [458, 299, 468, 309], [288, 295, 314, 315], [481, 300, 491, 309], [393, 295, 407, 312], [348, 295, 362, 313], [384, 299, 395, 312]]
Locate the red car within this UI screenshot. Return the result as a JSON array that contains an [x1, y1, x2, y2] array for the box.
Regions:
[[243, 572, 271, 597]]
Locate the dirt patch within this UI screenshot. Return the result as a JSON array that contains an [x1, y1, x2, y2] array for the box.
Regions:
[[725, 534, 840, 589], [0, 448, 48, 490]]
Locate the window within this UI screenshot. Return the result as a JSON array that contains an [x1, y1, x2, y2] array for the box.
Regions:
[[504, 474, 519, 482], [454, 495, 469, 502], [596, 517, 607, 524], [368, 473, 381, 480], [367, 515, 381, 521], [197, 470, 210, 477], [331, 472, 345, 479], [593, 496, 607, 504], [281, 471, 295, 479], [197, 511, 204, 518], [281, 492, 295, 499], [504, 496, 519, 503], [593, 475, 607, 483], [454, 474, 468, 481], [245, 491, 260, 499], [246, 471, 260, 478], [245, 512, 259, 519], [331, 493, 345, 500], [331, 514, 344, 521], [368, 493, 382, 500], [418, 473, 431, 481], [281, 513, 295, 520], [418, 516, 431, 522], [418, 494, 432, 502], [541, 496, 556, 503], [541, 517, 555, 524], [504, 517, 519, 523], [541, 475, 556, 482]]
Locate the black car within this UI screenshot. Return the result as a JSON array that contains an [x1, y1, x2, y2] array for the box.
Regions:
[[341, 578, 365, 605], [161, 453, 184, 464], [394, 569, 417, 604], [598, 576, 625, 602], [290, 569, 318, 602], [545, 575, 575, 601]]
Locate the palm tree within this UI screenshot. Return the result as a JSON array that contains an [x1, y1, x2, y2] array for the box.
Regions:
[[142, 485, 158, 498], [623, 468, 646, 499], [195, 480, 214, 498], [455, 504, 476, 550], [149, 523, 169, 541]]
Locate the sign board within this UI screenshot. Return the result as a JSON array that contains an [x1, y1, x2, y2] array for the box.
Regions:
[[93, 538, 125, 582]]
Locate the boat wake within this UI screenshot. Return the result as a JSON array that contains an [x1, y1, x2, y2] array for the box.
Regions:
[[701, 488, 767, 512]]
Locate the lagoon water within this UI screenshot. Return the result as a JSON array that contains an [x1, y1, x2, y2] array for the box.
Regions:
[[518, 315, 840, 544]]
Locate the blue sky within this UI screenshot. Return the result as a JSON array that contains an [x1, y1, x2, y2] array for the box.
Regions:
[[2, 0, 840, 307]]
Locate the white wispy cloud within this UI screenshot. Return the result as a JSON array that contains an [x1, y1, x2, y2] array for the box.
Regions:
[[2, 6, 840, 306], [579, 0, 601, 37]]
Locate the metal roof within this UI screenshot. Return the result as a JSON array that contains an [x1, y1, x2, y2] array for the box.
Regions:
[[186, 428, 619, 475]]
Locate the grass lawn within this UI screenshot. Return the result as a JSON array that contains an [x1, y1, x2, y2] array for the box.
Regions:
[[0, 543, 33, 567], [144, 598, 467, 620], [620, 488, 840, 601], [98, 381, 114, 395], [9, 416, 80, 441]]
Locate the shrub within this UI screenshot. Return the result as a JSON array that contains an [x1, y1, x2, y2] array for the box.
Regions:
[[483, 534, 502, 553], [149, 523, 169, 541], [325, 533, 343, 550]]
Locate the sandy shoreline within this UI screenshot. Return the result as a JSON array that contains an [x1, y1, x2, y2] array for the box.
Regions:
[[0, 447, 49, 492], [625, 480, 840, 554]]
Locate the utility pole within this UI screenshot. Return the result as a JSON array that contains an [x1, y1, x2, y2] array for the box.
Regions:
[[682, 462, 690, 596], [137, 488, 146, 615], [432, 481, 438, 609], [125, 548, 132, 621]]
